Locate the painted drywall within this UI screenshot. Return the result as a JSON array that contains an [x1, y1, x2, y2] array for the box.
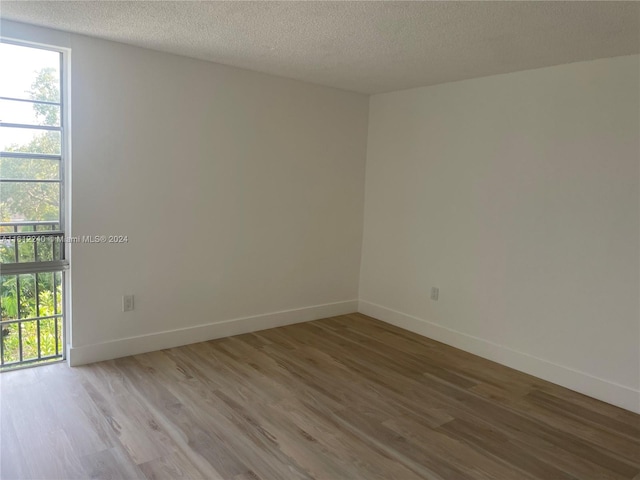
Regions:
[[1, 21, 368, 361], [360, 55, 640, 412]]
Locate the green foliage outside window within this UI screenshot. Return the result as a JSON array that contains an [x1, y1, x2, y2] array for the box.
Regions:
[[1, 68, 64, 366]]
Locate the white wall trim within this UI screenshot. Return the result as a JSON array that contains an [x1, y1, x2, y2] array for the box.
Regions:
[[359, 300, 640, 414], [69, 300, 358, 366]]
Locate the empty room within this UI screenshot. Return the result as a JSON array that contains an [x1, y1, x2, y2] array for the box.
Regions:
[[0, 1, 639, 479]]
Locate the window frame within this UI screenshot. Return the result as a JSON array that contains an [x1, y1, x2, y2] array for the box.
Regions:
[[0, 37, 71, 367]]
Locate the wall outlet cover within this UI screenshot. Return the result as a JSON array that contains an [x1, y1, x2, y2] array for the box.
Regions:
[[123, 295, 135, 312]]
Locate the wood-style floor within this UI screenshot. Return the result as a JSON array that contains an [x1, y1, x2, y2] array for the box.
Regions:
[[1, 313, 639, 480]]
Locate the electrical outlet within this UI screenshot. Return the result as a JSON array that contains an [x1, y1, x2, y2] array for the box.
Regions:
[[123, 295, 134, 312], [430, 287, 439, 301]]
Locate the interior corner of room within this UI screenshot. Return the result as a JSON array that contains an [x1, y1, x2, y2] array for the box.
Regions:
[[0, 5, 638, 415], [0, 2, 639, 477]]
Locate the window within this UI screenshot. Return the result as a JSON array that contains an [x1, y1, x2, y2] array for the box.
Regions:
[[0, 40, 68, 369]]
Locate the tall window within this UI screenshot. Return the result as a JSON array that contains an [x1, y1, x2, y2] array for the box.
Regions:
[[0, 41, 68, 369]]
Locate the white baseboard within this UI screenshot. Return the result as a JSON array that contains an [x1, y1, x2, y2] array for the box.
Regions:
[[359, 300, 640, 414], [68, 300, 358, 366]]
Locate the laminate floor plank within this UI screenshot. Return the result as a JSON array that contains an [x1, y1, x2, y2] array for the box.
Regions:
[[1, 313, 639, 479], [79, 447, 146, 480], [183, 343, 407, 480]]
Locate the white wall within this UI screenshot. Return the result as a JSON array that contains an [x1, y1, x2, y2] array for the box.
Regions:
[[1, 21, 368, 363], [360, 55, 640, 413]]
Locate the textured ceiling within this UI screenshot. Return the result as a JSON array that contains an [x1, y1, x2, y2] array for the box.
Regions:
[[1, 1, 639, 94]]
